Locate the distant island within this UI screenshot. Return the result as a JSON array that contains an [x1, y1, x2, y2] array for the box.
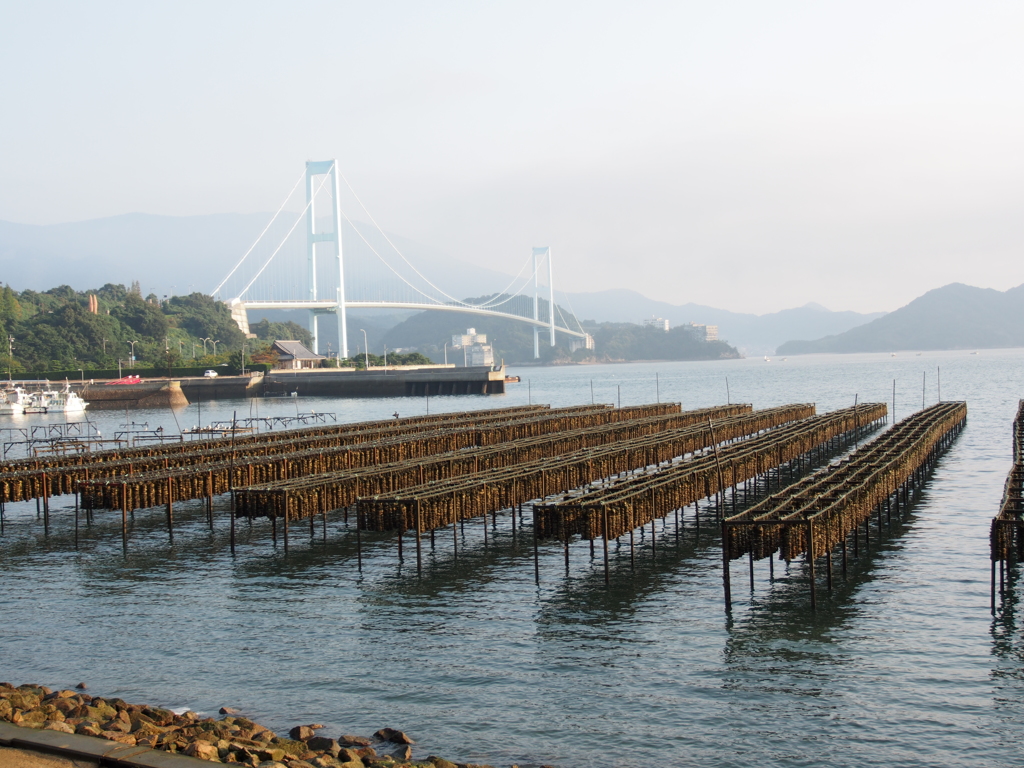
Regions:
[[777, 282, 1024, 355], [378, 295, 740, 364]]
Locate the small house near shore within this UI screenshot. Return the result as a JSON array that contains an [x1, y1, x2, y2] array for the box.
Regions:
[[271, 340, 325, 370]]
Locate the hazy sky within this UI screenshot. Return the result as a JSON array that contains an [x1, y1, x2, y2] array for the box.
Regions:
[[2, 1, 1023, 314]]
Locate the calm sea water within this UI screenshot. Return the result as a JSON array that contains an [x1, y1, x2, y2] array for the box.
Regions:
[[2, 350, 1023, 768]]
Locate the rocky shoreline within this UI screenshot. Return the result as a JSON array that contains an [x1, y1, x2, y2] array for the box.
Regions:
[[0, 683, 519, 768]]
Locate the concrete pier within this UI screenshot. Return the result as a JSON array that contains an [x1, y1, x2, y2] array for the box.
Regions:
[[264, 365, 506, 397], [74, 365, 506, 406]]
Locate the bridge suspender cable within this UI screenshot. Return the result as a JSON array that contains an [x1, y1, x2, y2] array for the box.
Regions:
[[210, 170, 305, 297], [338, 202, 539, 313], [337, 168, 539, 311], [235, 173, 333, 300]]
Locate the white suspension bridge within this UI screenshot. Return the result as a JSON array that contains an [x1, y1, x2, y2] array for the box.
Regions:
[[212, 160, 588, 359]]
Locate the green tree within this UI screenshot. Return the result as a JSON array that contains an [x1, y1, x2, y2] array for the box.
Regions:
[[0, 284, 22, 333], [251, 318, 313, 348], [164, 293, 244, 346], [113, 293, 169, 341]]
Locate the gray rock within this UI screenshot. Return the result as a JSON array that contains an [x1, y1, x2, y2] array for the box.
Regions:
[[389, 744, 413, 761], [374, 727, 415, 744], [290, 725, 316, 741], [338, 735, 372, 747], [306, 736, 341, 757]]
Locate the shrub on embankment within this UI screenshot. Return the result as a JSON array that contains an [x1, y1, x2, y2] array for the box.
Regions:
[[7, 364, 271, 381]]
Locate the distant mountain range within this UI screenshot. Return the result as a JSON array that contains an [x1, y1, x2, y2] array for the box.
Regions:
[[1, 212, 881, 355], [777, 282, 1024, 354], [561, 290, 882, 355]]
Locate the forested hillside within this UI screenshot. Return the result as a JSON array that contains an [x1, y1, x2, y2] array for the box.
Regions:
[[0, 283, 273, 372]]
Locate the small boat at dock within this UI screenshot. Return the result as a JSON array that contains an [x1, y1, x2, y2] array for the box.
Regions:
[[22, 385, 89, 414], [0, 386, 29, 415]]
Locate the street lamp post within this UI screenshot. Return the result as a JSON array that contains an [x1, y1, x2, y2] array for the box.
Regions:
[[128, 340, 138, 368], [178, 340, 185, 356], [7, 335, 13, 381], [383, 346, 388, 373], [192, 342, 198, 359], [201, 338, 211, 356], [211, 340, 220, 356], [444, 341, 448, 365], [240, 342, 247, 376], [359, 329, 368, 370]]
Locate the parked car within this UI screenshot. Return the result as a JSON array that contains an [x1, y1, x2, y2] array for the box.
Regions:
[[203, 370, 218, 378]]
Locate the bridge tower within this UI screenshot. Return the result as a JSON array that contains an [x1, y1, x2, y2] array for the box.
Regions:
[[305, 159, 348, 358], [531, 247, 555, 358]]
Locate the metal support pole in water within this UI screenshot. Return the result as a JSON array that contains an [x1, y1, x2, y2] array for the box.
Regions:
[[415, 501, 423, 575], [726, 377, 730, 405], [533, 510, 540, 584], [356, 510, 362, 570], [121, 483, 128, 553], [650, 488, 657, 558], [42, 473, 49, 535], [283, 495, 289, 554], [74, 484, 79, 549], [617, 385, 621, 409], [722, 519, 732, 610], [655, 372, 660, 404], [590, 379, 594, 405], [562, 509, 569, 575], [207, 471, 214, 530], [602, 506, 611, 585], [807, 520, 817, 610], [166, 476, 174, 540], [992, 561, 997, 612]]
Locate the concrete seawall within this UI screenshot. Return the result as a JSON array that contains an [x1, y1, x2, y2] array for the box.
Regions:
[[264, 365, 506, 397], [73, 366, 505, 406]]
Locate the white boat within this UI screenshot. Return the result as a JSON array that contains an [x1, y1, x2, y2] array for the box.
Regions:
[[0, 386, 29, 415], [23, 385, 88, 414]]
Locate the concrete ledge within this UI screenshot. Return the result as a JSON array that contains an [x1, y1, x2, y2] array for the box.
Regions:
[[0, 722, 211, 767]]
